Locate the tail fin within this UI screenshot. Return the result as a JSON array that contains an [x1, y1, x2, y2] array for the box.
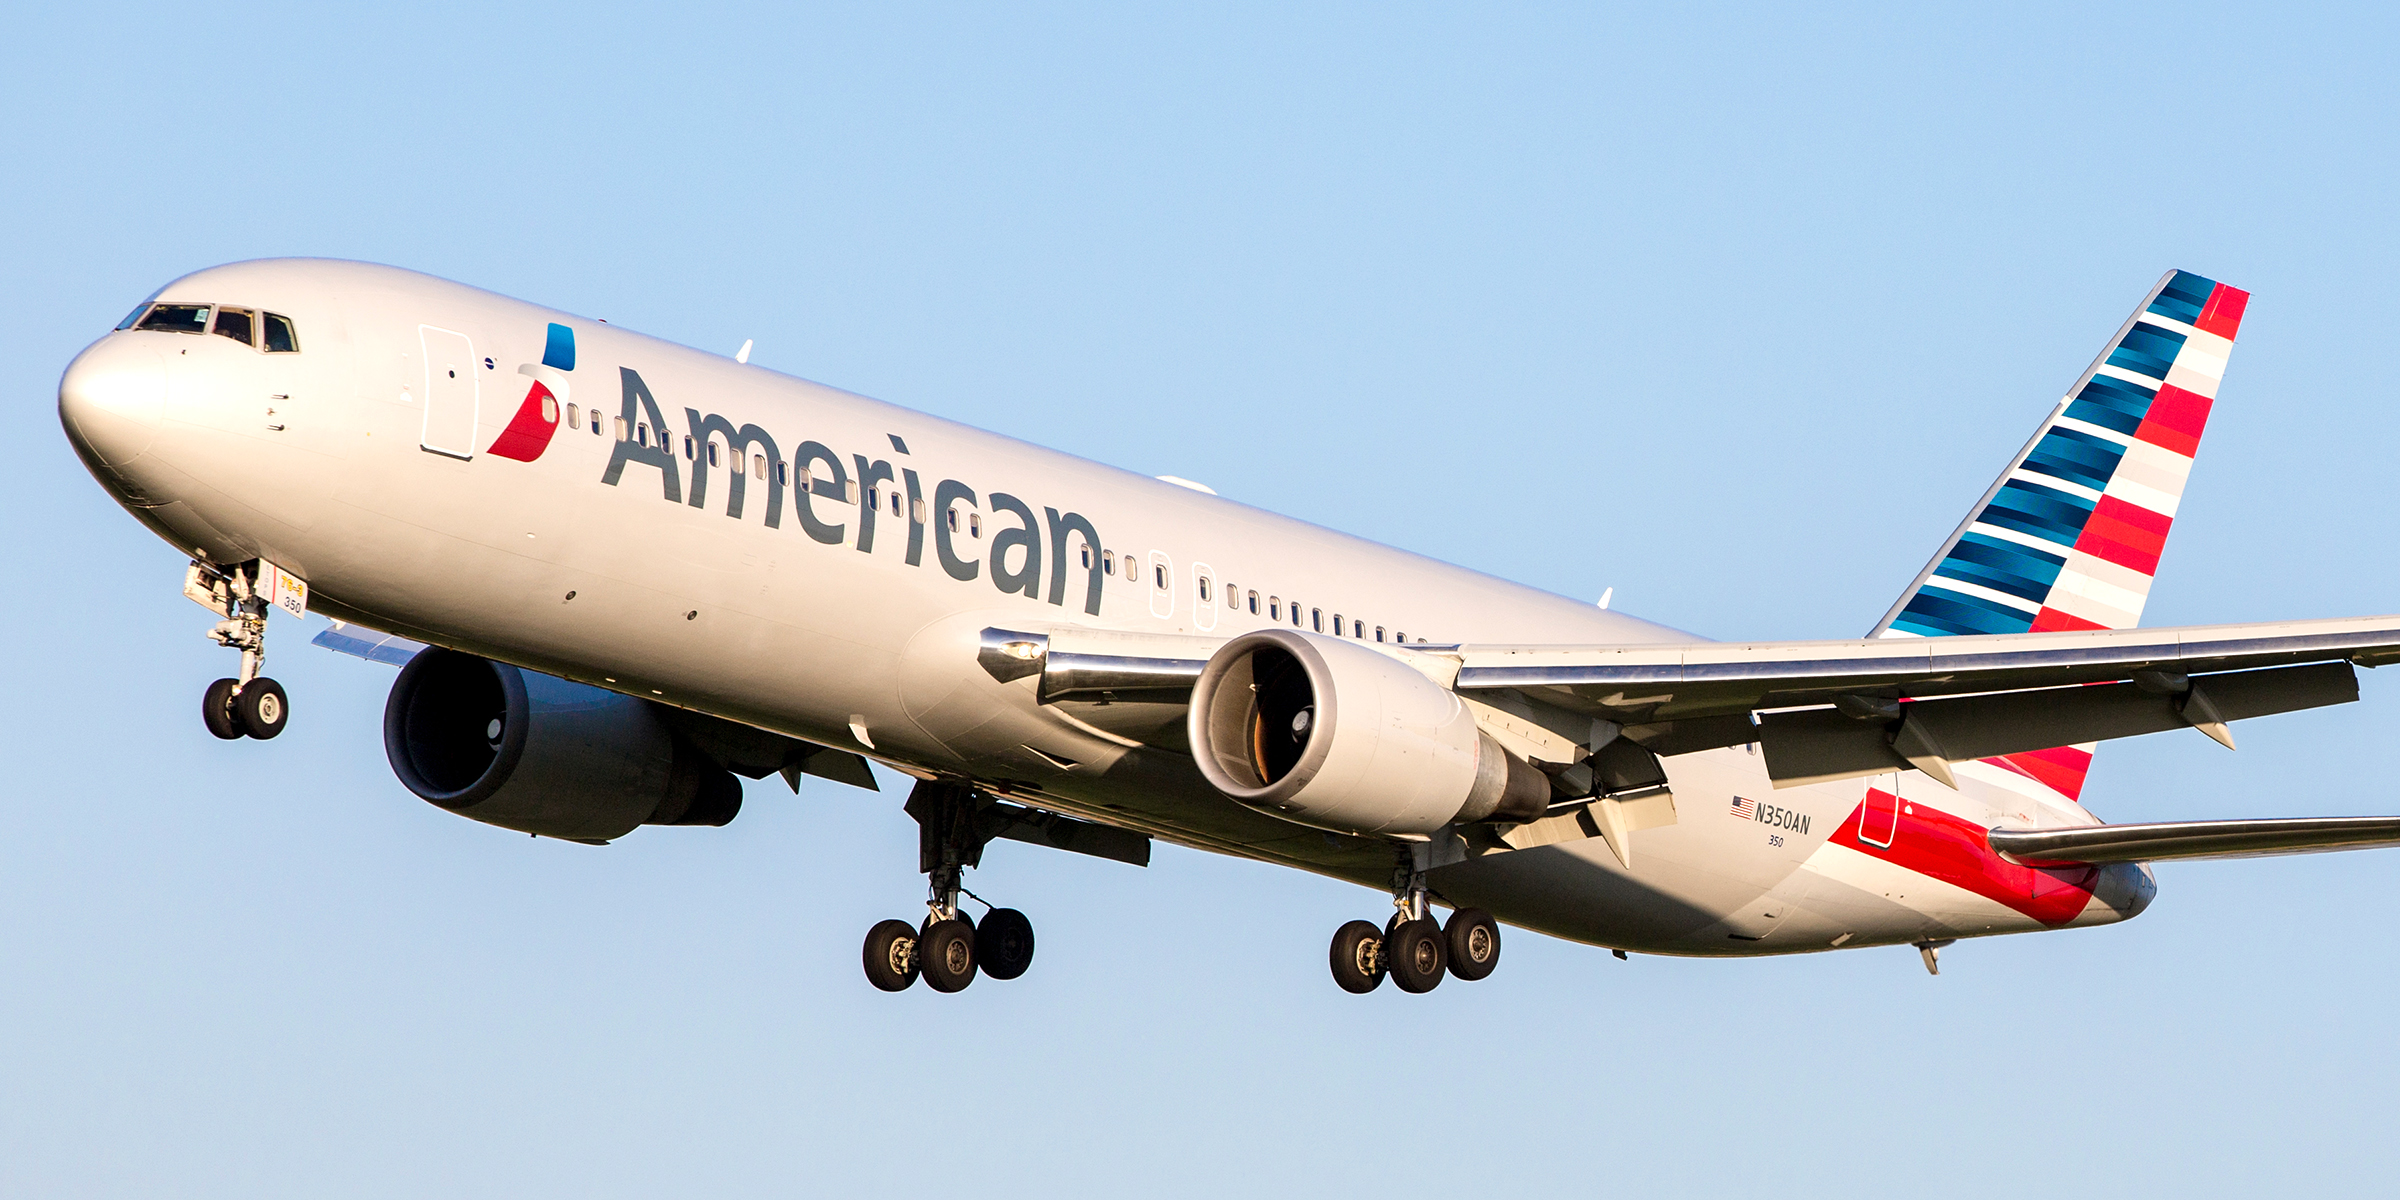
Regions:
[[1869, 269, 2250, 797], [1873, 269, 2248, 640]]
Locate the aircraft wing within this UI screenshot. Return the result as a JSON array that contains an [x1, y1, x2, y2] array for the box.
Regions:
[[1988, 816, 2400, 864], [1448, 614, 2400, 787], [990, 614, 2400, 791]]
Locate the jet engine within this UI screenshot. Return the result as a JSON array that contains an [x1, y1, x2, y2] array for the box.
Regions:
[[384, 648, 742, 842], [1187, 629, 1550, 838]]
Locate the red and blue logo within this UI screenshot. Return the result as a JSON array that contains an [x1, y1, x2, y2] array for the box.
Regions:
[[489, 322, 575, 463]]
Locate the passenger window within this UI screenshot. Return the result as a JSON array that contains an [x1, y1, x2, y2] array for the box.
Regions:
[[566, 403, 580, 430], [1311, 608, 1322, 632], [753, 454, 766, 481], [1123, 553, 1138, 578], [137, 303, 209, 333], [970, 513, 981, 538], [1103, 552, 1115, 576], [1154, 564, 1166, 589], [775, 461, 789, 486], [1291, 605, 1302, 627], [1375, 627, 1385, 642], [891, 492, 903, 516], [706, 441, 721, 468], [261, 312, 299, 352], [1354, 619, 1365, 638], [637, 422, 651, 446], [1269, 597, 1281, 620], [947, 508, 959, 532], [1247, 590, 1260, 614], [1333, 613, 1343, 634], [212, 307, 255, 345], [615, 417, 629, 441], [684, 436, 696, 460], [798, 466, 813, 489], [1395, 631, 1407, 643], [1198, 577, 1212, 602], [867, 487, 879, 510]]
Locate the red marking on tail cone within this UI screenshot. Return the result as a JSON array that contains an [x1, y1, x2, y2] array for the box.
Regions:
[[488, 380, 559, 462], [1835, 792, 2099, 926], [1986, 745, 2094, 800]]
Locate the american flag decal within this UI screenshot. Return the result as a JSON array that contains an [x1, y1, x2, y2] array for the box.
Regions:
[[1731, 796, 1757, 820]]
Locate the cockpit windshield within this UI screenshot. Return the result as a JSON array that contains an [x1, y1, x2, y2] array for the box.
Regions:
[[135, 303, 210, 334], [262, 312, 299, 353], [123, 302, 301, 352], [212, 307, 254, 345]]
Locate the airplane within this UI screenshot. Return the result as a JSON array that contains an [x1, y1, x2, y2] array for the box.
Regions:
[[56, 260, 2400, 994]]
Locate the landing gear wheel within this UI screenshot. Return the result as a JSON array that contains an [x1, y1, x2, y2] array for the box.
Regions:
[[202, 678, 242, 740], [235, 677, 288, 740], [1387, 917, 1447, 993], [1329, 919, 1386, 994], [976, 908, 1036, 981], [1444, 907, 1501, 982], [863, 919, 920, 992], [919, 918, 979, 992]]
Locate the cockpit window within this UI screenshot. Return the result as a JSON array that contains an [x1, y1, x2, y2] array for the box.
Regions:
[[262, 313, 299, 353], [136, 303, 210, 334], [212, 307, 255, 346], [115, 302, 151, 330]]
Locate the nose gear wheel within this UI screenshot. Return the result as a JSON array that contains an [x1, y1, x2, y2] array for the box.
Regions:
[[188, 560, 293, 742]]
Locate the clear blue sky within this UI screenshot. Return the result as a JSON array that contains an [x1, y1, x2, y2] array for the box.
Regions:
[[7, 4, 2399, 1196]]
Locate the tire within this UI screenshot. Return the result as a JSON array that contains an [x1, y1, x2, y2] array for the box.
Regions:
[[202, 678, 242, 740], [976, 908, 1036, 981], [1329, 919, 1385, 994], [235, 677, 289, 740], [862, 919, 920, 992], [919, 918, 978, 993], [1444, 907, 1501, 982], [1387, 917, 1446, 993]]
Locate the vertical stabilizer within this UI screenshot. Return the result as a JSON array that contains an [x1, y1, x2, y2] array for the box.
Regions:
[[1869, 270, 2249, 797]]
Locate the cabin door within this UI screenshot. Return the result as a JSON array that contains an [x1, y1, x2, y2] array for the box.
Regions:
[[419, 325, 479, 459]]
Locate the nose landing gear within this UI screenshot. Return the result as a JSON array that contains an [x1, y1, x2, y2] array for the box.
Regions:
[[188, 559, 292, 740], [860, 780, 1039, 995]]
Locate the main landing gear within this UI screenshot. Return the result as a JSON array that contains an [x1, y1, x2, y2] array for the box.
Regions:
[[862, 781, 1038, 994], [1327, 848, 1504, 995], [189, 560, 289, 740]]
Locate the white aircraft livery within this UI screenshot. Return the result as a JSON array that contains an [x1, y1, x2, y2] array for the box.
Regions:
[[58, 260, 2400, 993]]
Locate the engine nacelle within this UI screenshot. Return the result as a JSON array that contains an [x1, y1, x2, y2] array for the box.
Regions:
[[384, 648, 741, 842], [1187, 629, 1549, 838]]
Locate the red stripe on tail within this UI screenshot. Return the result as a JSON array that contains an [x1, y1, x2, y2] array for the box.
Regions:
[[2133, 383, 2215, 458], [2194, 284, 2250, 340]]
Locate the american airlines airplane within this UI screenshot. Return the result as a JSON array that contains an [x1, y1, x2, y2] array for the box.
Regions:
[[57, 260, 2400, 994]]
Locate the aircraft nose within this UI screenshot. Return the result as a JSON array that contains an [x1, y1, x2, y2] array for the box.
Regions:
[[58, 336, 166, 467]]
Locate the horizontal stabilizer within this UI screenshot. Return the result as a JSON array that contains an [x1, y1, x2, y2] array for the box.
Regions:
[[1989, 816, 2400, 864]]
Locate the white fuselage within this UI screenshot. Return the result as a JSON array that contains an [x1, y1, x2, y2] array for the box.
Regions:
[[58, 259, 2155, 958]]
